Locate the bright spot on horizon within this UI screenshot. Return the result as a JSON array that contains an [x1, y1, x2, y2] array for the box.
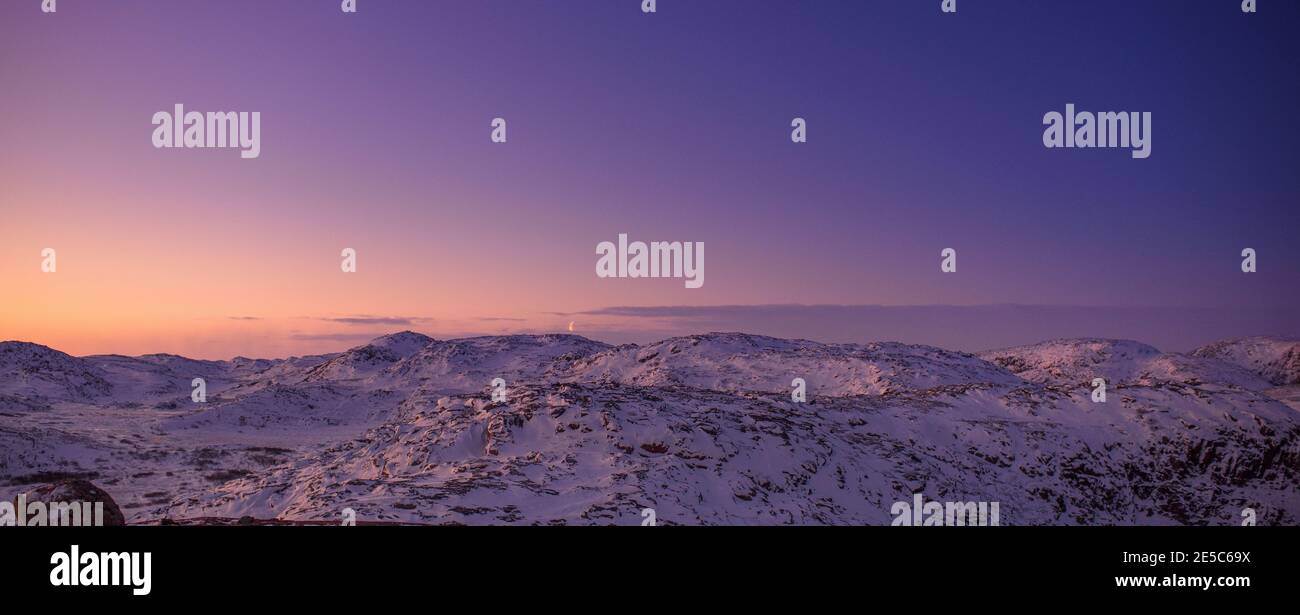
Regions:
[[568, 321, 575, 333]]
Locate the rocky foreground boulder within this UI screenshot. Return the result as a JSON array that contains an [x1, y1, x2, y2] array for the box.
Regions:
[[20, 479, 126, 526]]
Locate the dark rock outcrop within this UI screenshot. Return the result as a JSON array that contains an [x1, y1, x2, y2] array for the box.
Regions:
[[20, 479, 127, 526]]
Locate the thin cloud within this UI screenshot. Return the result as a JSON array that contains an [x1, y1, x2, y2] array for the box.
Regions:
[[314, 315, 433, 326]]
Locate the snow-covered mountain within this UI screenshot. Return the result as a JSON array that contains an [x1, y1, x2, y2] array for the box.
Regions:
[[1193, 337, 1300, 386], [566, 333, 1021, 396], [980, 338, 1274, 390], [2, 333, 1297, 525], [0, 341, 113, 405]]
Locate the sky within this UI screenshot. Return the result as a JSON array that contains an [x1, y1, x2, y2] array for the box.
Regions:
[[1, 0, 1297, 358]]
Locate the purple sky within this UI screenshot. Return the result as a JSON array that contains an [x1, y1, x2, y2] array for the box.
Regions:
[[1, 0, 1296, 358]]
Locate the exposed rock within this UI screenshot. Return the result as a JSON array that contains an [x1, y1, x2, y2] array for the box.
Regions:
[[20, 479, 126, 526]]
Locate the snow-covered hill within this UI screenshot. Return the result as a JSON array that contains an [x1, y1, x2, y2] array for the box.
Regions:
[[1193, 337, 1300, 386], [2, 333, 1297, 525], [980, 338, 1272, 391], [566, 333, 1021, 396], [0, 341, 113, 404]]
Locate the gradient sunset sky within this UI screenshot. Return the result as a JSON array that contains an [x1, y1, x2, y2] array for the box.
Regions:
[[2, 0, 1297, 358]]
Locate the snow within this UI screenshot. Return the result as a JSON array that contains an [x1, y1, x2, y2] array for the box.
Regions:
[[1193, 336, 1300, 386], [981, 338, 1273, 390], [2, 332, 1297, 525]]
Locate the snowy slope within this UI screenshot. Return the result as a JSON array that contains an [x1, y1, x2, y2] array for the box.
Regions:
[[2, 333, 1298, 525], [383, 334, 611, 389], [0, 341, 113, 403], [567, 333, 1020, 396], [981, 338, 1272, 391], [170, 376, 1300, 525], [1193, 337, 1300, 386]]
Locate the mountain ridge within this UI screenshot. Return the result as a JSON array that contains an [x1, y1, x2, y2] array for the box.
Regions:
[[3, 332, 1297, 525]]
